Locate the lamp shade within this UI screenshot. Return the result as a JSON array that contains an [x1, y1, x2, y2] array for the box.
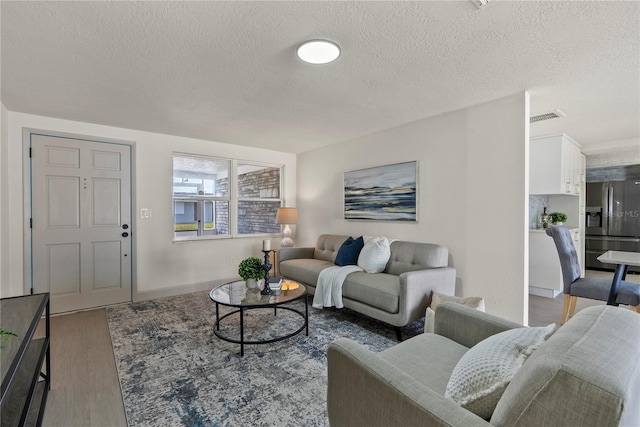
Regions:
[[276, 207, 298, 225]]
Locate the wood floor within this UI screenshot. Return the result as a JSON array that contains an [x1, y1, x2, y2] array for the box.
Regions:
[[37, 271, 640, 427], [36, 309, 127, 427]]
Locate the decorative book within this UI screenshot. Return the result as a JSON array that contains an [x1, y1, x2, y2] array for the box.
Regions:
[[268, 276, 283, 289]]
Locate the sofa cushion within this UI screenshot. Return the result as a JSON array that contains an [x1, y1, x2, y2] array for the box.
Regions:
[[279, 258, 335, 288], [386, 241, 449, 275], [491, 305, 640, 427], [342, 272, 399, 313], [335, 236, 364, 266], [380, 333, 468, 395], [445, 323, 556, 420], [357, 237, 391, 273], [313, 234, 349, 263]]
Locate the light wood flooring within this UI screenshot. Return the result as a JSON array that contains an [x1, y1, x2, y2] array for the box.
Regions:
[[37, 270, 640, 427], [35, 309, 127, 427]]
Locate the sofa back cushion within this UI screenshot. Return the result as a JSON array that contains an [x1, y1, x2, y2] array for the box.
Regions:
[[385, 241, 449, 275], [491, 305, 640, 427], [313, 234, 350, 263]]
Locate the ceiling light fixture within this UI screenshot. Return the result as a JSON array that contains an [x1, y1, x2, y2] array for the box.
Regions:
[[296, 40, 341, 65]]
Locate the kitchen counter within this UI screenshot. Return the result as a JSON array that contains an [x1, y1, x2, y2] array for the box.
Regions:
[[529, 227, 583, 298], [530, 227, 579, 233]]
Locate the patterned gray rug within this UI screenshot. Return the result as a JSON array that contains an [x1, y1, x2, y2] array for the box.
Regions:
[[106, 290, 424, 426]]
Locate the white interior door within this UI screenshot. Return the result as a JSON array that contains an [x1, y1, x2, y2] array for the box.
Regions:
[[31, 134, 132, 313]]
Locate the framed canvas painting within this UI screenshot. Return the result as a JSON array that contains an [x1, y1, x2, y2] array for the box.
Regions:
[[344, 161, 417, 221]]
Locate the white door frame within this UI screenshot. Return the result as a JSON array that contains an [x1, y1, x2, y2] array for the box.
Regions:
[[22, 128, 137, 302]]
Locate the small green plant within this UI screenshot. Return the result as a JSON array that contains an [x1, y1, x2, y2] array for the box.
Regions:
[[238, 257, 264, 281], [0, 328, 17, 351], [550, 212, 567, 223]]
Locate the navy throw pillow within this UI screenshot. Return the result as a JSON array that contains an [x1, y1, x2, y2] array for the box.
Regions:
[[335, 236, 365, 266]]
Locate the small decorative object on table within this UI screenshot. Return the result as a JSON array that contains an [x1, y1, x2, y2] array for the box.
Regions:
[[238, 257, 264, 289], [268, 276, 283, 291], [261, 250, 273, 295], [549, 212, 567, 226]]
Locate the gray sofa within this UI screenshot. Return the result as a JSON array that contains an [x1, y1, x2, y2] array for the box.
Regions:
[[278, 234, 456, 339], [328, 302, 640, 427]]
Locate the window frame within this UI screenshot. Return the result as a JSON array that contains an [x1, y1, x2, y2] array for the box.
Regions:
[[172, 153, 284, 242]]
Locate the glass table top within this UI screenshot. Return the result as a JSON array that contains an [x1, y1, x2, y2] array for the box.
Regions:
[[209, 280, 306, 307]]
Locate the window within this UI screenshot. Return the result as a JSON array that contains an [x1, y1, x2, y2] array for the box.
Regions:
[[237, 163, 282, 235], [173, 156, 230, 240], [173, 155, 283, 240]]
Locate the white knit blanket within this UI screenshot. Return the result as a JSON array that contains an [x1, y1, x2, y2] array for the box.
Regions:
[[312, 265, 363, 309]]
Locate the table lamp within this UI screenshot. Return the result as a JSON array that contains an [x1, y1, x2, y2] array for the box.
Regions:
[[276, 207, 298, 247]]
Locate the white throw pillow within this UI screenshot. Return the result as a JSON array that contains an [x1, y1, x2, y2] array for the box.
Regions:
[[444, 323, 556, 420], [424, 294, 486, 333], [357, 237, 391, 273]]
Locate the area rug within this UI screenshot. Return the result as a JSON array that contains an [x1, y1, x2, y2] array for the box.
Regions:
[[106, 290, 424, 427]]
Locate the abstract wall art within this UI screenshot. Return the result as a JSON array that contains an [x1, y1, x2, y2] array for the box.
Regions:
[[344, 161, 417, 221]]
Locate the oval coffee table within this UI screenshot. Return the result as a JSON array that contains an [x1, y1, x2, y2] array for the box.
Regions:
[[209, 280, 308, 356]]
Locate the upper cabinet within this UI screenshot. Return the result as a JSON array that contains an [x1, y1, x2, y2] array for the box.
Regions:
[[530, 134, 583, 195]]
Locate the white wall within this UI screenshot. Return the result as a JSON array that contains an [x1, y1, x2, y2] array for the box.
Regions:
[[4, 112, 296, 299], [298, 93, 530, 324], [0, 103, 9, 298]]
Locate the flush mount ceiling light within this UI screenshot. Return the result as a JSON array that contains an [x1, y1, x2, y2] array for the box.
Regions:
[[296, 40, 340, 64]]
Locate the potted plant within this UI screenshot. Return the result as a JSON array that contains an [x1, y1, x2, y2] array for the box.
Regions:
[[0, 327, 17, 352], [238, 257, 264, 287], [550, 212, 568, 226]]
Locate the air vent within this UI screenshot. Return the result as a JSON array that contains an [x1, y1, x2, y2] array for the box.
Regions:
[[530, 109, 567, 123]]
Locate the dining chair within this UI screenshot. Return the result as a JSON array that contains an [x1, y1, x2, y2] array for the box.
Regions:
[[545, 226, 640, 324]]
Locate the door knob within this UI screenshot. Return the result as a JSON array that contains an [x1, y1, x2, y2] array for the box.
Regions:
[[122, 232, 129, 237], [122, 224, 129, 229]]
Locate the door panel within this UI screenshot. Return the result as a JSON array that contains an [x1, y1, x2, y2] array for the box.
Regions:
[[91, 149, 121, 170], [92, 241, 122, 289], [92, 179, 120, 225], [31, 134, 132, 313], [46, 176, 80, 227], [46, 243, 80, 294], [46, 146, 80, 167]]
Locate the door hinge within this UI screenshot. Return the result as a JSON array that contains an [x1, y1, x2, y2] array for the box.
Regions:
[[29, 147, 32, 158], [30, 218, 33, 228]]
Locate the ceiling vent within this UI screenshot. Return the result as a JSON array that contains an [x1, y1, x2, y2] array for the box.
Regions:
[[530, 109, 567, 123]]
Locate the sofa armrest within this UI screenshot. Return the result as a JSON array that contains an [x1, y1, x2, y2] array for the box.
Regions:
[[396, 267, 457, 326], [277, 247, 315, 263], [434, 302, 522, 348], [327, 338, 490, 427]]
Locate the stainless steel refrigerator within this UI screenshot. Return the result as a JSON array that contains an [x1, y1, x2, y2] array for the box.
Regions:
[[585, 180, 640, 272]]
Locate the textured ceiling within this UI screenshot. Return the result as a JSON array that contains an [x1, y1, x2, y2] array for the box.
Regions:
[[2, 1, 639, 154]]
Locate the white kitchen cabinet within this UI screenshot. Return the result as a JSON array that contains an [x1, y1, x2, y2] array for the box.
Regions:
[[530, 134, 582, 195], [529, 228, 581, 298]]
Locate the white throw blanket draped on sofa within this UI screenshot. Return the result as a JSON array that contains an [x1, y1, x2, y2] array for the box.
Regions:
[[312, 265, 363, 309]]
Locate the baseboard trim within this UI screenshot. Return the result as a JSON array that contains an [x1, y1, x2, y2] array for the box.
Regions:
[[133, 278, 239, 302], [529, 286, 562, 299]]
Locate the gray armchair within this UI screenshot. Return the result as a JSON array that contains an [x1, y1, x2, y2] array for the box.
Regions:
[[545, 225, 640, 323]]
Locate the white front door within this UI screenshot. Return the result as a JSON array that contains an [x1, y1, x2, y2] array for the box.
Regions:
[[30, 134, 132, 313]]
